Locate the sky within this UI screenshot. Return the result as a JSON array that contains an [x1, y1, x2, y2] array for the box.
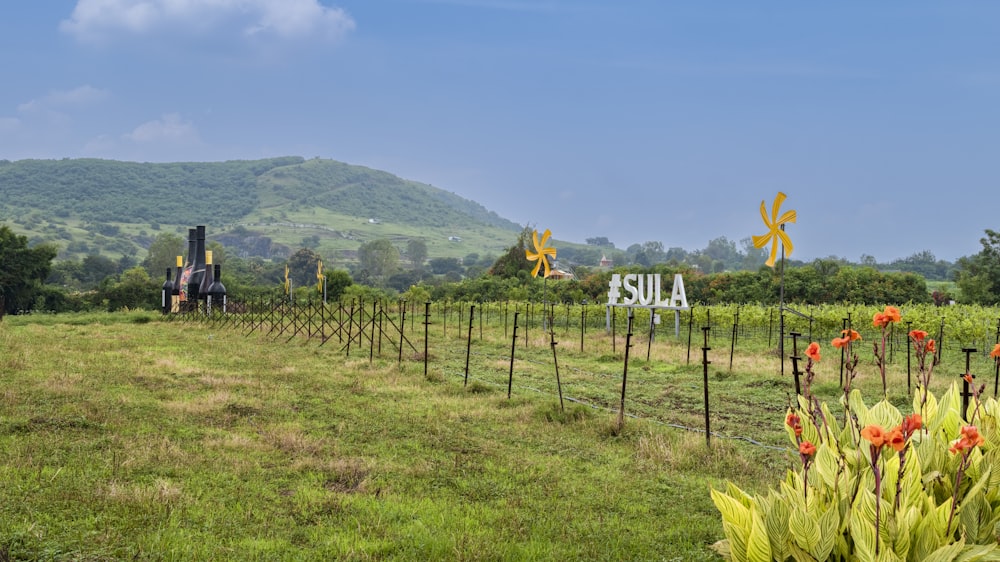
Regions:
[[2, 1, 998, 263]]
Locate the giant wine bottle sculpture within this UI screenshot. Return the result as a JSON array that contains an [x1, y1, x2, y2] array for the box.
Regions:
[[161, 268, 173, 315], [187, 225, 207, 304], [207, 263, 226, 314], [179, 228, 197, 305], [199, 250, 214, 311], [172, 255, 183, 312]]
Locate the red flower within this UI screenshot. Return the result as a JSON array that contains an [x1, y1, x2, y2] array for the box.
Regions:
[[799, 441, 816, 457], [887, 427, 906, 452], [964, 373, 975, 385], [901, 414, 922, 437], [873, 312, 888, 328], [926, 339, 936, 353], [831, 329, 861, 349], [786, 413, 803, 436], [884, 306, 901, 323], [909, 329, 928, 342], [805, 342, 821, 362], [991, 343, 1000, 359], [861, 425, 887, 449], [951, 425, 986, 454]]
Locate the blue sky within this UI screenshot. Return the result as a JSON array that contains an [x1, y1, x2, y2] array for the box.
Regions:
[[2, 1, 997, 263]]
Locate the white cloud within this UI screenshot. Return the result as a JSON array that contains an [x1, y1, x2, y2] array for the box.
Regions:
[[124, 113, 200, 143], [17, 85, 110, 113], [61, 0, 355, 44]]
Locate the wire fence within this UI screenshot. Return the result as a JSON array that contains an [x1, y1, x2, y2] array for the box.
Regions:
[[170, 296, 1000, 453]]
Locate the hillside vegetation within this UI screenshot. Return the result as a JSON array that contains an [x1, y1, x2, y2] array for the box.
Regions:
[[0, 157, 523, 262]]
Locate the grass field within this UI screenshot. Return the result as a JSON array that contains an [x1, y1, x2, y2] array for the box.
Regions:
[[0, 307, 984, 560]]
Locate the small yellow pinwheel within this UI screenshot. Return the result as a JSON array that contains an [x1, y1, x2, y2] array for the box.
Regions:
[[752, 192, 796, 268], [284, 264, 291, 294], [316, 260, 324, 292], [525, 228, 557, 278]]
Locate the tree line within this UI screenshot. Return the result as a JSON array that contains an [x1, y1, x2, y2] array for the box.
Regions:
[[6, 224, 1000, 316]]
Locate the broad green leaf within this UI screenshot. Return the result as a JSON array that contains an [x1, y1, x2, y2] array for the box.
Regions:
[[953, 543, 1000, 561], [959, 489, 987, 544], [815, 504, 838, 561], [711, 488, 751, 561], [851, 488, 879, 562], [814, 443, 840, 489], [921, 540, 964, 562], [760, 492, 790, 562], [867, 398, 903, 432], [747, 508, 772, 562], [790, 506, 820, 554]]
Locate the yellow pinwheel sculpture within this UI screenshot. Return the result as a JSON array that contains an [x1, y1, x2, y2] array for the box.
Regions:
[[316, 260, 324, 292], [752, 192, 796, 268], [526, 228, 557, 278], [284, 264, 291, 294]]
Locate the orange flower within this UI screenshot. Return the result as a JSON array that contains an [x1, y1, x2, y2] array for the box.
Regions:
[[902, 413, 922, 437], [961, 425, 985, 447], [786, 413, 802, 436], [799, 441, 816, 456], [873, 312, 888, 328], [991, 343, 1000, 359], [887, 427, 906, 452], [805, 342, 821, 362], [832, 329, 861, 349], [884, 306, 901, 323], [861, 425, 887, 448], [951, 425, 986, 454], [926, 339, 936, 353], [909, 329, 928, 342], [964, 373, 975, 385]]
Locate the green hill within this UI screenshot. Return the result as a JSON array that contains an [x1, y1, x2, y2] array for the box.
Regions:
[[0, 157, 524, 263]]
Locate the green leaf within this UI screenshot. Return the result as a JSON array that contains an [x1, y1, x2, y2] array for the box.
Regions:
[[850, 488, 878, 562], [790, 505, 820, 554], [953, 543, 1000, 561], [921, 539, 964, 562], [814, 443, 840, 489], [815, 504, 838, 561], [760, 492, 790, 562], [747, 508, 772, 562], [866, 398, 903, 432], [711, 488, 751, 561]]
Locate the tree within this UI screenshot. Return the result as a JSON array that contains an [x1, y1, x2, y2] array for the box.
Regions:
[[142, 232, 185, 279], [586, 237, 613, 247], [406, 239, 428, 270], [357, 239, 400, 286], [325, 269, 353, 301], [0, 225, 57, 315], [80, 254, 119, 287], [955, 229, 1000, 304], [102, 266, 158, 311], [488, 227, 533, 278], [287, 247, 323, 288]]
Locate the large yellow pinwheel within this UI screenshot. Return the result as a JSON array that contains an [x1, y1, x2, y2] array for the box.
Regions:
[[526, 228, 557, 278], [752, 192, 796, 268]]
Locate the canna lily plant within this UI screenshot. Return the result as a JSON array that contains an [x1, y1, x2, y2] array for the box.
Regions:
[[711, 307, 1000, 561]]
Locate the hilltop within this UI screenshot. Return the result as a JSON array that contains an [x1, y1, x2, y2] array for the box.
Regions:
[[0, 157, 525, 263]]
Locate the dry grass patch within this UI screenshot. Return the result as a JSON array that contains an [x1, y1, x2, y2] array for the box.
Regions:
[[264, 425, 330, 457]]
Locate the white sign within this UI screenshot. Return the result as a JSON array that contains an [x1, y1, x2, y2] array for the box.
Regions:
[[607, 273, 688, 309]]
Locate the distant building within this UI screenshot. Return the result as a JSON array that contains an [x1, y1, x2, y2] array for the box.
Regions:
[[448, 236, 462, 242], [599, 254, 612, 268], [547, 268, 574, 280]]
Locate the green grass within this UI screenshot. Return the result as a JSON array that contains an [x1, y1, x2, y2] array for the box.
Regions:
[[1, 313, 782, 561], [3, 303, 976, 560]]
